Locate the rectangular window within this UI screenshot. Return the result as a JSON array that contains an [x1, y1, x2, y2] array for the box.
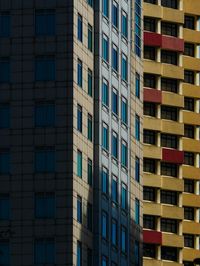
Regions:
[[0, 104, 10, 128], [112, 44, 118, 72], [88, 24, 93, 52], [184, 43, 195, 57], [111, 219, 117, 246], [184, 179, 194, 193], [143, 187, 156, 201], [0, 151, 10, 174], [0, 12, 10, 37], [143, 243, 156, 258], [102, 79, 109, 107], [161, 162, 178, 177], [0, 59, 10, 83], [35, 102, 55, 127], [102, 123, 109, 151], [112, 1, 119, 28], [88, 114, 93, 141], [161, 133, 178, 149], [102, 256, 108, 266], [35, 10, 55, 36], [144, 0, 157, 3], [77, 150, 82, 178], [87, 203, 92, 231], [103, 0, 109, 18], [35, 57, 55, 81], [88, 69, 93, 97], [184, 152, 195, 166], [112, 88, 118, 115], [112, 131, 118, 159], [135, 114, 140, 141], [35, 148, 55, 173], [161, 218, 177, 233], [121, 97, 128, 125], [184, 207, 194, 220], [184, 16, 195, 30], [144, 74, 156, 88], [136, 73, 140, 98], [144, 17, 156, 32], [121, 140, 128, 167], [184, 124, 194, 139], [161, 78, 178, 93], [143, 215, 156, 230], [144, 102, 156, 117], [144, 158, 156, 173], [135, 0, 141, 57], [161, 246, 178, 262], [102, 167, 108, 194], [122, 11, 128, 38], [78, 14, 83, 42], [102, 35, 109, 62], [161, 0, 178, 9], [34, 239, 54, 264], [121, 183, 127, 210], [161, 22, 178, 37], [87, 0, 93, 7], [0, 241, 9, 265], [121, 226, 127, 253], [161, 106, 178, 121], [184, 97, 194, 111], [77, 241, 82, 266], [135, 198, 140, 225], [122, 54, 128, 81], [0, 194, 10, 220], [111, 175, 118, 203], [184, 234, 194, 248], [135, 156, 140, 182], [161, 190, 177, 205], [134, 241, 140, 266], [77, 59, 83, 87], [144, 130, 156, 145], [161, 50, 178, 65], [35, 193, 55, 219], [87, 248, 93, 266], [184, 70, 195, 84], [77, 195, 82, 223], [102, 211, 108, 239], [144, 46, 156, 60], [88, 159, 93, 186]]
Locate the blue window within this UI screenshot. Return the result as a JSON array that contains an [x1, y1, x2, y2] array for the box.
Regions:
[[77, 150, 82, 178], [88, 159, 93, 186], [102, 167, 108, 194], [121, 140, 128, 168], [122, 11, 128, 38], [102, 123, 109, 150], [112, 45, 118, 72], [112, 1, 118, 28], [88, 24, 93, 52], [35, 148, 55, 173], [35, 10, 55, 36], [0, 242, 9, 265], [135, 198, 140, 225], [112, 88, 118, 115], [135, 114, 140, 141], [103, 0, 109, 18], [35, 57, 55, 81], [102, 211, 108, 239], [87, 203, 92, 231], [111, 175, 118, 203], [134, 241, 140, 266], [102, 79, 109, 106], [88, 69, 93, 97], [77, 104, 82, 132], [35, 239, 54, 265], [78, 14, 83, 42], [122, 54, 128, 81], [0, 59, 10, 83], [35, 193, 55, 219], [121, 183, 127, 210], [136, 72, 140, 98], [88, 114, 93, 141], [0, 152, 10, 174], [135, 0, 141, 57], [112, 132, 118, 159], [77, 241, 82, 266], [77, 196, 82, 223], [111, 219, 117, 246], [0, 104, 10, 128], [121, 97, 128, 125], [121, 226, 127, 253], [35, 103, 55, 127], [77, 59, 83, 87], [135, 157, 140, 182], [102, 35, 109, 62], [88, 0, 93, 7], [0, 13, 10, 37], [0, 195, 10, 220]]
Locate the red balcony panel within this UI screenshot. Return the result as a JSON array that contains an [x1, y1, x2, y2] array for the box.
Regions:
[[162, 148, 184, 164], [161, 35, 184, 52], [144, 88, 162, 103], [144, 31, 162, 47], [143, 230, 162, 245]]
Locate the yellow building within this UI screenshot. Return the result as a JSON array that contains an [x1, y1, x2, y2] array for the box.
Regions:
[[143, 0, 200, 265]]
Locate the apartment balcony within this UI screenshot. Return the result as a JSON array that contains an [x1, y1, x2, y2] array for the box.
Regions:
[[143, 258, 161, 266], [182, 83, 200, 98], [162, 64, 184, 80], [144, 87, 162, 103], [162, 148, 184, 164], [144, 116, 162, 131], [182, 165, 200, 180], [161, 120, 184, 135], [144, 173, 162, 188], [162, 91, 184, 108], [162, 233, 183, 248], [162, 7, 184, 24], [143, 229, 162, 244], [162, 205, 183, 220], [144, 61, 162, 76], [162, 262, 182, 266], [183, 137, 200, 153], [182, 193, 200, 208], [183, 28, 200, 43], [183, 0, 200, 16], [183, 56, 200, 72], [144, 144, 162, 160], [183, 111, 200, 126], [144, 202, 162, 216], [144, 3, 162, 18], [183, 249, 200, 262], [161, 176, 183, 192], [183, 221, 200, 235]]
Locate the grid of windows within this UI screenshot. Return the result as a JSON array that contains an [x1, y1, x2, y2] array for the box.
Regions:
[[161, 162, 178, 177], [161, 0, 178, 9], [184, 16, 195, 30], [184, 179, 194, 193], [161, 134, 178, 149], [161, 106, 178, 121], [144, 158, 156, 173], [184, 152, 195, 166], [143, 244, 156, 258], [144, 102, 156, 117], [143, 215, 156, 230], [144, 46, 156, 60], [144, 74, 156, 88], [161, 246, 178, 262], [161, 78, 178, 93], [184, 70, 195, 84], [161, 50, 178, 65], [143, 187, 156, 202], [161, 190, 178, 205], [161, 22, 178, 37], [184, 124, 195, 138], [144, 130, 156, 145], [144, 17, 156, 32], [161, 218, 177, 233], [184, 43, 195, 57], [184, 97, 195, 111]]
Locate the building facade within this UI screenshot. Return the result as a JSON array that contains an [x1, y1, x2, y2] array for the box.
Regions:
[[143, 0, 200, 265], [0, 0, 143, 265]]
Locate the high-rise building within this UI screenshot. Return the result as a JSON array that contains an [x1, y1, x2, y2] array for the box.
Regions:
[[0, 0, 143, 265], [143, 0, 200, 265]]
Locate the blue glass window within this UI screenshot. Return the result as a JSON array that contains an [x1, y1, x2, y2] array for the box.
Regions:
[[112, 132, 118, 159], [0, 195, 10, 220], [135, 114, 140, 141], [135, 157, 140, 182], [121, 183, 127, 210], [112, 1, 118, 28], [35, 103, 55, 127], [135, 198, 140, 225], [0, 242, 9, 265], [102, 211, 108, 239], [102, 79, 109, 106], [34, 239, 54, 264], [112, 88, 118, 115], [122, 11, 128, 38], [88, 69, 93, 97], [77, 241, 82, 266], [121, 226, 127, 253], [88, 0, 93, 7], [0, 104, 10, 128], [122, 54, 128, 81], [134, 241, 140, 266], [112, 45, 118, 72], [35, 148, 55, 173], [0, 13, 10, 37], [0, 59, 10, 83], [35, 10, 55, 36], [102, 124, 109, 150], [0, 152, 10, 174], [121, 98, 128, 125], [77, 150, 82, 178], [102, 167, 108, 194], [135, 0, 141, 57], [121, 141, 128, 167], [78, 14, 83, 42], [35, 193, 55, 219], [77, 196, 82, 223], [111, 219, 117, 246], [102, 35, 109, 62], [88, 24, 93, 52], [35, 57, 55, 81], [77, 105, 82, 133], [111, 175, 118, 203], [88, 114, 93, 141], [103, 0, 109, 18], [88, 159, 93, 186], [77, 59, 83, 87], [87, 203, 92, 231], [136, 72, 140, 98]]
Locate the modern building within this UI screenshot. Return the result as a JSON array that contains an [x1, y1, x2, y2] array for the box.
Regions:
[[143, 0, 200, 265], [0, 0, 143, 265]]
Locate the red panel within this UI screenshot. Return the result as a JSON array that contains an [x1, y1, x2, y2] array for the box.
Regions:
[[144, 31, 162, 47], [162, 35, 184, 52], [162, 148, 184, 164], [143, 230, 162, 245], [144, 88, 162, 103]]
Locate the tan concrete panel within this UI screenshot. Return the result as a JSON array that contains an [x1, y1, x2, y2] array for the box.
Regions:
[[144, 144, 162, 159], [182, 83, 200, 98], [183, 138, 200, 153], [183, 56, 200, 72], [182, 165, 200, 180], [183, 193, 200, 208], [162, 8, 184, 24], [162, 205, 183, 220], [162, 233, 184, 248], [161, 120, 184, 135], [183, 221, 200, 235], [183, 111, 200, 126]]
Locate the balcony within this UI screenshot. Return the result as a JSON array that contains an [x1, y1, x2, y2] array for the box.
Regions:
[[183, 138, 200, 153], [162, 64, 184, 80], [183, 249, 200, 262], [161, 176, 183, 192], [183, 221, 200, 235], [144, 32, 162, 47], [162, 91, 184, 108], [161, 120, 184, 135], [144, 173, 162, 188], [162, 7, 184, 24], [183, 193, 200, 208], [144, 116, 161, 131], [162, 205, 183, 220], [183, 56, 200, 72], [182, 83, 200, 98], [144, 144, 162, 160], [183, 0, 200, 16], [144, 202, 162, 216], [162, 148, 184, 164], [144, 88, 162, 103], [143, 230, 162, 244], [183, 28, 200, 43], [162, 233, 183, 248], [182, 165, 200, 180], [183, 111, 200, 126], [144, 3, 162, 18], [143, 258, 161, 266], [144, 61, 162, 76]]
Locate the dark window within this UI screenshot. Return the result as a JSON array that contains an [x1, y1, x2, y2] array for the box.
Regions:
[[77, 241, 82, 266], [161, 106, 178, 121], [184, 152, 195, 166], [144, 46, 156, 60], [184, 125, 194, 138], [144, 17, 156, 32], [184, 16, 195, 30], [0, 12, 10, 37], [161, 78, 178, 93], [184, 234, 194, 248], [144, 158, 156, 173], [161, 22, 178, 37], [144, 0, 157, 3], [184, 207, 194, 220], [143, 215, 156, 230], [184, 179, 194, 193], [88, 159, 93, 186], [35, 57, 55, 81], [143, 187, 156, 201], [88, 24, 93, 52], [35, 102, 55, 127], [34, 239, 54, 264], [35, 10, 55, 36], [143, 244, 156, 258], [184, 43, 195, 57], [161, 218, 177, 233], [0, 241, 10, 265], [35, 193, 55, 219], [35, 148, 55, 173], [144, 102, 156, 117], [161, 50, 178, 65], [161, 190, 178, 205], [184, 97, 194, 111], [0, 104, 10, 128], [184, 70, 195, 84], [121, 226, 127, 253], [161, 246, 178, 262], [88, 69, 93, 97], [87, 248, 93, 266], [161, 134, 178, 149], [161, 0, 178, 9], [0, 151, 10, 174], [0, 59, 10, 83], [111, 219, 118, 246], [77, 196, 82, 223], [88, 114, 93, 141], [144, 130, 156, 145], [78, 14, 83, 42], [0, 194, 10, 220], [161, 162, 178, 177], [87, 203, 93, 231], [144, 74, 156, 88]]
